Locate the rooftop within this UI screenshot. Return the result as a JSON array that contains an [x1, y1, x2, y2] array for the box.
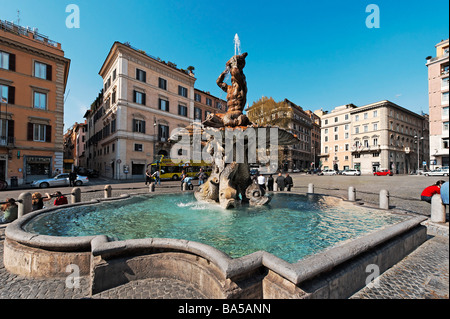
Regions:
[[0, 20, 61, 50]]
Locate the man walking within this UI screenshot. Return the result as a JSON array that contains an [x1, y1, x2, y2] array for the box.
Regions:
[[275, 173, 285, 191], [69, 170, 77, 187], [285, 173, 293, 191], [257, 173, 266, 190]]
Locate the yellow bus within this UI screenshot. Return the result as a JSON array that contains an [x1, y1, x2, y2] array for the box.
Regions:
[[149, 156, 211, 181]]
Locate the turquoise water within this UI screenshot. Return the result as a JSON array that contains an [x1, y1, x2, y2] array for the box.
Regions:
[[24, 193, 407, 263]]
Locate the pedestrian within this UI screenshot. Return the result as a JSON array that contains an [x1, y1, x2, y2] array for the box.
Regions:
[[275, 172, 286, 191], [152, 169, 161, 186], [257, 173, 266, 190], [31, 192, 52, 211], [69, 170, 77, 187], [145, 168, 152, 185], [267, 174, 274, 191], [285, 173, 293, 191], [420, 180, 446, 203], [180, 170, 187, 190], [197, 168, 207, 186], [0, 198, 18, 224], [52, 191, 68, 206], [440, 181, 449, 205]]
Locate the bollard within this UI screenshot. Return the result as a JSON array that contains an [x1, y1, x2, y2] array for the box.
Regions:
[[308, 183, 314, 194], [348, 186, 356, 202], [431, 194, 446, 223], [379, 189, 390, 210], [104, 185, 112, 198], [17, 192, 32, 218], [71, 187, 81, 204], [149, 182, 155, 193]]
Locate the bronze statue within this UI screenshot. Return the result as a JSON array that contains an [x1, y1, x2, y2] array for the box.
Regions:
[[205, 52, 252, 128]]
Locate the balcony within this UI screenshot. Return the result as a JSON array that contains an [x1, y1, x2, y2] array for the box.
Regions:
[[0, 136, 14, 148], [351, 145, 380, 153]]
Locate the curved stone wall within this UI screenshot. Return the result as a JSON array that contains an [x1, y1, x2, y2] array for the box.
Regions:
[[3, 194, 428, 298]]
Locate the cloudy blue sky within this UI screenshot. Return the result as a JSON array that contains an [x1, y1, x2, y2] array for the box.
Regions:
[[1, 0, 448, 129]]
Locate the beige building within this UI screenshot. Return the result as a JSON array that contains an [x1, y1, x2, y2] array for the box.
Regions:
[[320, 101, 429, 174], [84, 42, 225, 179], [319, 104, 355, 171], [426, 39, 449, 169]]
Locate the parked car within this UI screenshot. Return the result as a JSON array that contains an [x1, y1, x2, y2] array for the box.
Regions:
[[342, 169, 361, 176], [292, 168, 300, 173], [424, 167, 449, 177], [373, 170, 393, 176], [30, 174, 89, 188], [319, 169, 337, 176]]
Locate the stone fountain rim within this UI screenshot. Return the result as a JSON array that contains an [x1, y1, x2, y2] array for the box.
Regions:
[[5, 192, 426, 284]]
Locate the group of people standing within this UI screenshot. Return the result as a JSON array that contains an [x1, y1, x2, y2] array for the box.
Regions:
[[256, 172, 293, 192]]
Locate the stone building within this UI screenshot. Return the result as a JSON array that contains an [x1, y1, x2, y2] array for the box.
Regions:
[[319, 100, 429, 174], [426, 38, 449, 169], [0, 20, 70, 185], [246, 97, 313, 171], [83, 41, 225, 179]]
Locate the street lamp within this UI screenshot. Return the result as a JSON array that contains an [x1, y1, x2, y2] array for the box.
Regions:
[[414, 135, 424, 172]]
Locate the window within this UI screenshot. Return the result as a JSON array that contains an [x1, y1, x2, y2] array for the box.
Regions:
[[178, 86, 188, 98], [364, 113, 368, 119], [33, 124, 46, 142], [364, 125, 369, 133], [178, 105, 188, 117], [442, 77, 449, 90], [345, 114, 349, 120], [442, 92, 449, 105], [334, 134, 338, 141], [324, 146, 328, 153], [34, 61, 51, 80], [136, 69, 146, 82], [0, 51, 13, 70], [355, 115, 359, 122], [373, 123, 378, 131], [334, 117, 338, 123], [194, 93, 201, 102], [373, 110, 378, 117], [159, 78, 167, 90], [324, 119, 328, 125], [133, 119, 146, 133], [0, 85, 9, 103], [158, 124, 169, 141], [345, 144, 349, 151], [355, 126, 359, 134], [334, 127, 338, 132], [206, 98, 212, 106], [324, 136, 328, 142], [194, 107, 202, 121], [372, 152, 379, 157], [344, 124, 349, 130], [159, 99, 169, 112], [324, 128, 328, 134], [133, 91, 146, 105], [345, 132, 349, 139], [443, 107, 449, 118], [373, 138, 378, 146], [444, 121, 449, 131], [113, 69, 117, 81], [33, 92, 47, 109], [134, 144, 143, 152], [364, 140, 369, 148]]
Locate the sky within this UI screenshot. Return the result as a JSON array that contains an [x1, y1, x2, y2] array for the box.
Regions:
[[0, 0, 448, 129]]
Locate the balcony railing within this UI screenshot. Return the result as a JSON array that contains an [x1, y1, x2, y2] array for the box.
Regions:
[[0, 136, 15, 147]]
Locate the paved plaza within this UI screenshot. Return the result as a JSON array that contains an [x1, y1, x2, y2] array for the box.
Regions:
[[0, 174, 448, 299]]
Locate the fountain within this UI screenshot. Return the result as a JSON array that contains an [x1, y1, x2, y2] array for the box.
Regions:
[[170, 35, 299, 209]]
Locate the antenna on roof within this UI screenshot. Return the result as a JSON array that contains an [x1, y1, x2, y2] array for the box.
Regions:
[[17, 10, 20, 25]]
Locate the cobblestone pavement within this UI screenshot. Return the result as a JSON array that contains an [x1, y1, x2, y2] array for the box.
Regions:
[[0, 175, 448, 299]]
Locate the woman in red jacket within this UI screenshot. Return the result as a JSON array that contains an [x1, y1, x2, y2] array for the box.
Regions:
[[421, 180, 446, 203]]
